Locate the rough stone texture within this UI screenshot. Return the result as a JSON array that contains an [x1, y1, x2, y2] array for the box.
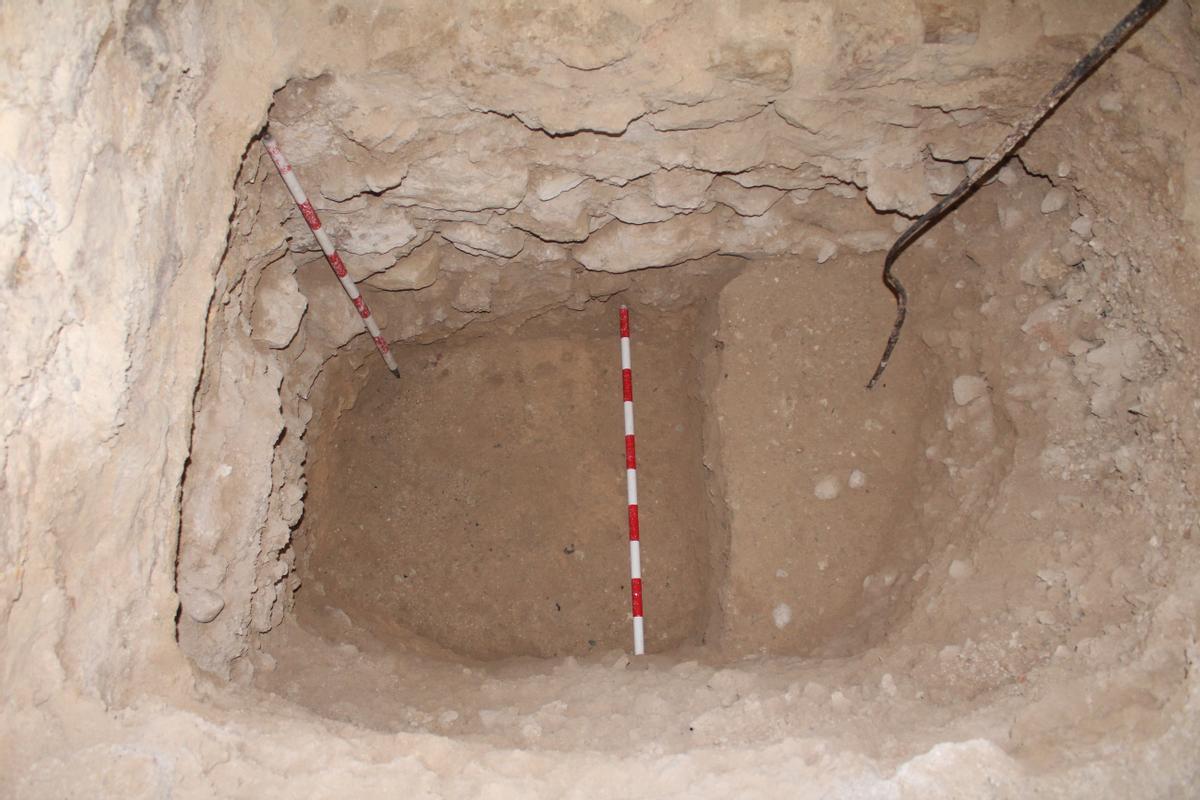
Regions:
[[3, 0, 1200, 796]]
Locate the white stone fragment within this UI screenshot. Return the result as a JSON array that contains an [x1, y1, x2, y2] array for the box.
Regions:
[[336, 203, 418, 255], [772, 603, 793, 629], [251, 260, 307, 349], [1040, 187, 1069, 214], [181, 587, 225, 623], [534, 170, 587, 202], [649, 168, 713, 210], [1070, 216, 1093, 238], [848, 469, 866, 489], [814, 476, 841, 500], [816, 240, 837, 264], [366, 240, 441, 291], [948, 559, 973, 580], [952, 375, 988, 406], [924, 160, 964, 195]]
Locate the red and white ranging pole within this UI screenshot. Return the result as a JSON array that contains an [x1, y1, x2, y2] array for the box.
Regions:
[[620, 305, 645, 655], [261, 133, 400, 378]]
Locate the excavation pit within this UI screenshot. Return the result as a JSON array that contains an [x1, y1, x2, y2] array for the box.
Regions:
[[18, 3, 1198, 793], [296, 300, 718, 660], [255, 238, 949, 676]]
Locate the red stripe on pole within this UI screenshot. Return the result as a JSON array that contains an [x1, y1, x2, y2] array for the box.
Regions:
[[298, 200, 321, 230], [622, 369, 633, 401], [625, 435, 636, 468], [630, 578, 643, 616], [328, 252, 349, 278], [619, 307, 630, 337], [373, 335, 390, 353], [628, 505, 639, 540], [353, 296, 369, 318]]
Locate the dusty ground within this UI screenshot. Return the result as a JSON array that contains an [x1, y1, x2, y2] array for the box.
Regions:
[[297, 298, 719, 658]]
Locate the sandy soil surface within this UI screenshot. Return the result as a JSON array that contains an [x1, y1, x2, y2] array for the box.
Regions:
[[297, 300, 717, 658]]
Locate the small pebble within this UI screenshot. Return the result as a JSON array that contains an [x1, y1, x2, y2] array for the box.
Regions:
[[772, 603, 793, 629], [814, 476, 841, 500], [1098, 92, 1124, 112], [1059, 240, 1084, 267], [816, 241, 837, 264], [1056, 161, 1071, 178], [949, 559, 974, 580], [183, 588, 225, 624], [1070, 216, 1093, 238], [1040, 187, 1069, 214], [952, 375, 988, 406], [848, 469, 867, 489]]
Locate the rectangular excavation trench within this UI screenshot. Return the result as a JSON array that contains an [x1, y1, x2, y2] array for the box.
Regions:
[[264, 245, 939, 671], [174, 92, 1040, 694], [171, 76, 981, 682], [293, 296, 724, 660]]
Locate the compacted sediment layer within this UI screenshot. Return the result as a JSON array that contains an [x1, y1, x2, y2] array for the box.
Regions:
[[4, 1, 1200, 796]]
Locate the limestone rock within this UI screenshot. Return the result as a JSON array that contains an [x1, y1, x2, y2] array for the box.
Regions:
[[332, 201, 418, 256], [388, 152, 528, 212], [649, 168, 714, 210], [533, 169, 587, 202], [295, 259, 366, 349], [251, 259, 307, 349], [510, 183, 594, 243], [1040, 187, 1069, 214], [952, 375, 988, 406], [440, 219, 526, 259], [367, 239, 441, 291], [180, 586, 225, 624], [924, 160, 965, 195], [708, 177, 783, 217], [864, 156, 931, 216], [608, 191, 677, 225], [574, 213, 721, 272], [452, 273, 495, 313]]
